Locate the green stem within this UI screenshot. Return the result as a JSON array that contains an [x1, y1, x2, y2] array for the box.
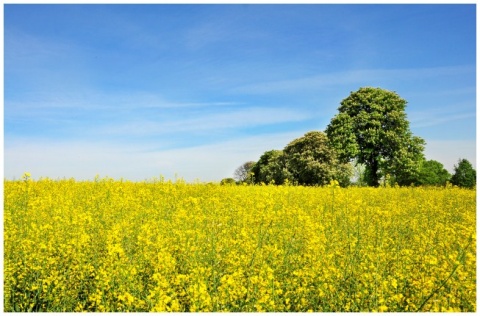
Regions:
[[416, 236, 473, 312]]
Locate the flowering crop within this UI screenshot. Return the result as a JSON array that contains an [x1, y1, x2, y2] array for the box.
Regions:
[[4, 177, 476, 312]]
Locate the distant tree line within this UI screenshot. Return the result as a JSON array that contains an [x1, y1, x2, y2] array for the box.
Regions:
[[223, 87, 476, 188]]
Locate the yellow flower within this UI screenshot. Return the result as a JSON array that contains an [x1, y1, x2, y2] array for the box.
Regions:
[[3, 179, 476, 312], [378, 305, 389, 312]]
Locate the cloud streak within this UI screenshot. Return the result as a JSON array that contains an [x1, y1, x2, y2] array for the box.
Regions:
[[410, 113, 475, 129], [93, 106, 310, 137], [5, 87, 310, 141], [231, 65, 474, 94], [408, 102, 475, 129], [5, 90, 243, 118]]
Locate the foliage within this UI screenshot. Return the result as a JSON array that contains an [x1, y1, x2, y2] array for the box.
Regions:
[[451, 159, 476, 189], [220, 178, 237, 185], [233, 161, 256, 183], [283, 131, 352, 187], [415, 160, 451, 186], [250, 150, 292, 185], [387, 136, 426, 186], [326, 87, 425, 187], [4, 178, 476, 312]]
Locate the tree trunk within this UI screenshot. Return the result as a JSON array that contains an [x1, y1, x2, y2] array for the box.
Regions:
[[369, 158, 380, 187]]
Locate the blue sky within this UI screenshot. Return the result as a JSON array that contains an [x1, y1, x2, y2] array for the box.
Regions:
[[4, 4, 476, 181]]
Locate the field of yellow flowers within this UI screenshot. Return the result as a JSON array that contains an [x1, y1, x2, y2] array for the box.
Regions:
[[4, 176, 476, 312]]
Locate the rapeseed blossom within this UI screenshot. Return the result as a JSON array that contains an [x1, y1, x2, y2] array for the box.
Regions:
[[4, 177, 476, 311]]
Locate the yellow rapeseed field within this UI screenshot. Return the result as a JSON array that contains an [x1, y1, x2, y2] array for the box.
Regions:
[[4, 175, 476, 312]]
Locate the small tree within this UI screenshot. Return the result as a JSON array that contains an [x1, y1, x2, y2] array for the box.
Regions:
[[283, 131, 352, 186], [220, 178, 236, 185], [251, 150, 292, 185], [234, 161, 256, 183], [415, 160, 451, 186], [451, 159, 476, 188]]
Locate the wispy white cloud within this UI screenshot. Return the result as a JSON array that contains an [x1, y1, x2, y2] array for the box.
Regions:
[[405, 86, 476, 98], [408, 102, 475, 128], [5, 90, 243, 117], [232, 65, 474, 94], [6, 86, 310, 140], [410, 113, 475, 129], [87, 106, 310, 137]]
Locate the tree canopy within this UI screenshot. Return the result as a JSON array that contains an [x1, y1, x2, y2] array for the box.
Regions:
[[248, 132, 351, 186], [250, 150, 291, 185], [451, 159, 476, 188], [415, 159, 451, 186], [283, 131, 351, 186], [220, 178, 236, 185], [326, 87, 425, 187]]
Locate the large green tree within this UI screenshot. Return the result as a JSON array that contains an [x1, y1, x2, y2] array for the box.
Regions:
[[326, 87, 425, 187], [283, 131, 352, 186], [451, 158, 476, 188]]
